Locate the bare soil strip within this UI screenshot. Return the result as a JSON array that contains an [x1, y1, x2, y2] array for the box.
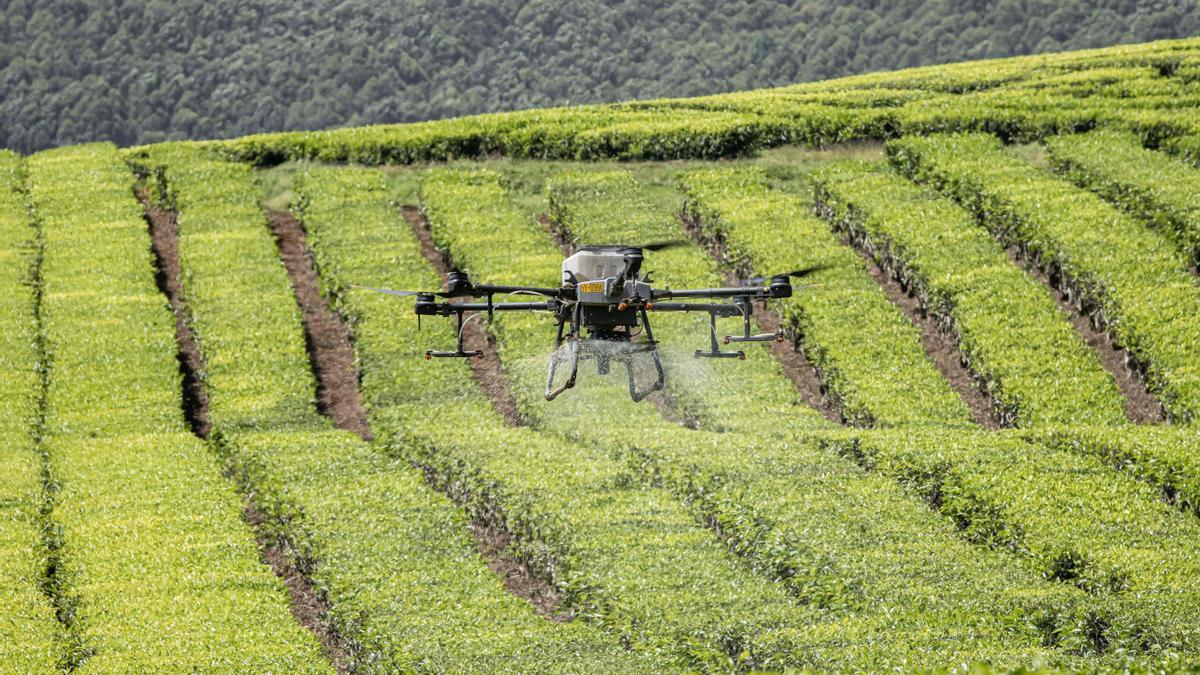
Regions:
[[244, 504, 355, 666], [390, 205, 570, 618], [138, 191, 350, 671], [536, 213, 692, 427], [400, 205, 528, 427], [677, 211, 846, 425], [139, 188, 212, 438], [266, 210, 373, 440], [847, 242, 1004, 430], [469, 523, 570, 622], [1004, 246, 1165, 424]]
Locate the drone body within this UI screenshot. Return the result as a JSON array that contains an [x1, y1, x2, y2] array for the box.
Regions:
[[564, 246, 653, 338], [356, 243, 820, 402]]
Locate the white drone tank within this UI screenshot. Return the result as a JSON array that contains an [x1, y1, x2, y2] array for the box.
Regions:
[[562, 247, 629, 304], [562, 248, 627, 282]]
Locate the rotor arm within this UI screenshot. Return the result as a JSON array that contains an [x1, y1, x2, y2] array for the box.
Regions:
[[452, 300, 558, 313], [651, 273, 793, 301], [472, 284, 564, 298], [644, 301, 744, 316], [415, 298, 559, 359], [652, 287, 765, 300], [415, 298, 559, 317]]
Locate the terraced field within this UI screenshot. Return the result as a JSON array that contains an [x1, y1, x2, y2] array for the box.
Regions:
[[4, 37, 1200, 671]]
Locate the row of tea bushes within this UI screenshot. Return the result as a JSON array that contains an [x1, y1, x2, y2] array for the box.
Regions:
[[1033, 426, 1200, 521], [888, 133, 1200, 424], [25, 143, 328, 671], [0, 150, 60, 670], [681, 166, 972, 428], [836, 427, 1200, 662], [146, 148, 643, 671], [811, 161, 1128, 427], [1045, 130, 1200, 266]]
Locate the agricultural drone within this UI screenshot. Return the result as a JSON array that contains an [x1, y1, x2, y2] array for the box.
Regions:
[[355, 242, 822, 402]]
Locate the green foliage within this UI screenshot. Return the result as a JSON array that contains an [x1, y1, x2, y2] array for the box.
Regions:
[[892, 93, 1099, 143], [218, 109, 776, 166], [1111, 108, 1200, 150], [888, 133, 1200, 424], [836, 428, 1200, 658], [1046, 130, 1200, 265], [418, 166, 1095, 670], [235, 427, 652, 673], [45, 432, 328, 673], [682, 166, 971, 428], [134, 147, 323, 432], [398, 422, 833, 670], [150, 149, 642, 671], [25, 143, 328, 671], [1033, 427, 1200, 518], [32, 148, 185, 438], [171, 38, 1200, 167], [0, 150, 60, 671], [0, 438, 57, 671], [301, 166, 861, 670], [4, 4, 1199, 153], [811, 161, 1127, 427], [1164, 133, 1200, 166]]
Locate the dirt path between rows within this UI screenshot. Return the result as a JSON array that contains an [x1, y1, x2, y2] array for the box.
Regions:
[[138, 190, 350, 672], [848, 242, 1004, 429], [270, 204, 571, 622], [140, 189, 212, 438], [468, 523, 570, 622], [1005, 246, 1164, 424], [266, 210, 373, 440], [677, 211, 849, 426], [244, 503, 353, 668], [399, 205, 529, 427]]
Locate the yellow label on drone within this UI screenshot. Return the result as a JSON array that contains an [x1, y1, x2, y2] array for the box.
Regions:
[[579, 281, 605, 293]]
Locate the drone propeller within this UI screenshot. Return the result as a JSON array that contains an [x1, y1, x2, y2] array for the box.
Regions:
[[638, 240, 691, 252], [350, 284, 450, 298], [351, 269, 478, 299], [593, 241, 691, 298], [743, 264, 833, 285]]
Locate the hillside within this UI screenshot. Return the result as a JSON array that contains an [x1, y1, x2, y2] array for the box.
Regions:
[[4, 39, 1200, 672], [1, 0, 1198, 153], [208, 37, 1200, 167]]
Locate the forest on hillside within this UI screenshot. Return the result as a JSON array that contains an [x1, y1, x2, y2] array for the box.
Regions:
[[1, 0, 1197, 153]]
